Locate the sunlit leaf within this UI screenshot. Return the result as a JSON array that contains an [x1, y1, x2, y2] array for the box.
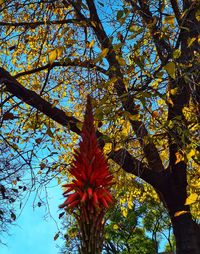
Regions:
[[89, 40, 95, 48], [49, 47, 63, 64], [103, 143, 112, 154], [94, 48, 109, 63], [113, 224, 119, 230], [122, 208, 128, 218], [175, 151, 184, 164], [170, 88, 178, 96], [187, 149, 196, 161], [174, 211, 188, 217], [187, 37, 196, 47], [185, 193, 198, 205], [164, 15, 175, 27]]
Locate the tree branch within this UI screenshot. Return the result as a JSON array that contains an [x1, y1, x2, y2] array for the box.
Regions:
[[0, 19, 86, 28], [85, 0, 164, 172], [14, 60, 108, 78], [0, 67, 160, 186], [169, 0, 181, 24], [127, 0, 172, 62]]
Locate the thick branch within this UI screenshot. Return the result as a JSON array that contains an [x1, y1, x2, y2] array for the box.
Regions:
[[0, 67, 81, 134], [0, 67, 159, 186], [86, 0, 164, 172], [109, 148, 159, 187]]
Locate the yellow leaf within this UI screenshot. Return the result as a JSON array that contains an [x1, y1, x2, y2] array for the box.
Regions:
[[89, 40, 95, 48], [164, 15, 175, 27], [116, 55, 126, 66], [76, 122, 83, 131], [113, 224, 119, 230], [91, 21, 97, 28], [190, 182, 200, 189], [101, 48, 109, 58], [185, 193, 198, 205], [49, 47, 63, 64], [94, 48, 109, 63], [167, 98, 174, 106], [173, 49, 181, 59], [127, 113, 141, 121], [122, 208, 128, 218], [174, 210, 189, 217], [164, 62, 176, 79], [103, 143, 112, 154], [121, 121, 131, 137], [195, 10, 200, 22], [175, 151, 184, 164], [128, 200, 133, 209], [187, 37, 196, 48], [170, 88, 178, 95], [187, 149, 196, 161]]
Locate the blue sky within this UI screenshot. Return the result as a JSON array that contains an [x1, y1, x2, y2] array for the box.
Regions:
[[1, 184, 64, 254]]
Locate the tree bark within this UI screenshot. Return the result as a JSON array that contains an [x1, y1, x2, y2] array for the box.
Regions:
[[158, 161, 200, 254], [170, 214, 200, 254]]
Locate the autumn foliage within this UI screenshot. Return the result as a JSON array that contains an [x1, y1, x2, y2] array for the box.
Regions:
[[60, 95, 113, 253]]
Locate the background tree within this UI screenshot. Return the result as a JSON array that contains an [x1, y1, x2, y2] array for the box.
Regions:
[[0, 0, 199, 253], [0, 142, 26, 244]]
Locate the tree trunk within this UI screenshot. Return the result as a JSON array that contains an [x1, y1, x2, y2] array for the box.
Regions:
[[159, 168, 200, 254], [170, 213, 200, 254]]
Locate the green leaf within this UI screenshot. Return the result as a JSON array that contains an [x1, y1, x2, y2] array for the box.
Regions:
[[117, 10, 124, 20], [173, 49, 181, 59]]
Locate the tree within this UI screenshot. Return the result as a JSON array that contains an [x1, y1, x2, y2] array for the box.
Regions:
[[0, 1, 199, 253], [0, 142, 26, 243]]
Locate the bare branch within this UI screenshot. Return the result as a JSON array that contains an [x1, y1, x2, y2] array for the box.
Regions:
[[14, 60, 108, 78]]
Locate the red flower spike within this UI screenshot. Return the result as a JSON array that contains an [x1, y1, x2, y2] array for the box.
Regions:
[[81, 192, 87, 203], [87, 187, 93, 199], [60, 95, 114, 253]]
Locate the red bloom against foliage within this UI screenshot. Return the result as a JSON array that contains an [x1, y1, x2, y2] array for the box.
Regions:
[[60, 96, 113, 212]]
